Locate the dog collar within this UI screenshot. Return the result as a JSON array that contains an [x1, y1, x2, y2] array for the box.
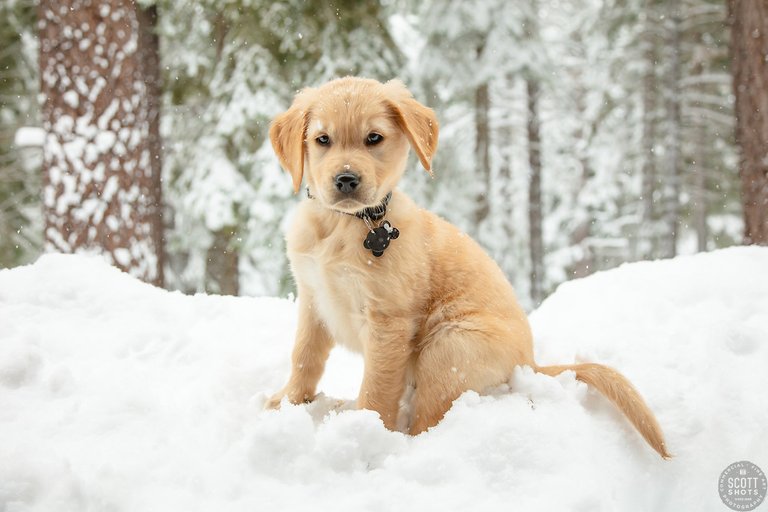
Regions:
[[305, 188, 399, 257]]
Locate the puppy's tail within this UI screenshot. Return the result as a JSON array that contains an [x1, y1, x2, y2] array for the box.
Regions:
[[534, 362, 671, 459]]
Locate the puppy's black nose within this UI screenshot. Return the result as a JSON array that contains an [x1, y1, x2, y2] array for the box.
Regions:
[[334, 172, 360, 194]]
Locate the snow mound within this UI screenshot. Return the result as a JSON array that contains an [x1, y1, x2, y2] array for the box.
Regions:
[[1, 248, 766, 511]]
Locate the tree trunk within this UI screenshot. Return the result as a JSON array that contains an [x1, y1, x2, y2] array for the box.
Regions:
[[660, 4, 682, 258], [203, 12, 239, 294], [729, 0, 768, 245], [136, 4, 165, 284], [640, 6, 659, 259], [205, 227, 239, 296], [38, 0, 164, 285], [497, 75, 515, 280], [473, 54, 491, 227], [693, 118, 709, 252], [527, 78, 544, 305]]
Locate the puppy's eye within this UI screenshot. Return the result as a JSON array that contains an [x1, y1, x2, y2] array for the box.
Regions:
[[366, 132, 383, 146], [316, 134, 330, 146]]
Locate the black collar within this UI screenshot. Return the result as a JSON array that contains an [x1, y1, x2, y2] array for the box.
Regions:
[[306, 188, 392, 222]]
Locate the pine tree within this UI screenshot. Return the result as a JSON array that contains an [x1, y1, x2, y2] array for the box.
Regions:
[[567, 0, 738, 265], [413, 0, 542, 303], [4, 0, 747, 305], [157, 0, 402, 295], [0, 1, 40, 268], [682, 0, 734, 252]]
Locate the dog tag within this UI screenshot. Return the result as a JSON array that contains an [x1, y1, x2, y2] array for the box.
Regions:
[[363, 221, 399, 257]]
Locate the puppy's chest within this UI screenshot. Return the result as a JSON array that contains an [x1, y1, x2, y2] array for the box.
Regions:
[[292, 237, 383, 353]]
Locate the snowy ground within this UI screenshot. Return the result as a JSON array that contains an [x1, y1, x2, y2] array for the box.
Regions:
[[1, 248, 766, 511]]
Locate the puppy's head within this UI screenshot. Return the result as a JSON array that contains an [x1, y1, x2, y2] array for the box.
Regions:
[[269, 77, 439, 213]]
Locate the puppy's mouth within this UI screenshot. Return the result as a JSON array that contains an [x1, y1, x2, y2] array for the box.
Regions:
[[320, 185, 379, 214], [331, 197, 365, 212], [330, 195, 381, 214]]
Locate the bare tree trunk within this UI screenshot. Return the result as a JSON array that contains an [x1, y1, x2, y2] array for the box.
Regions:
[[660, 4, 682, 258], [137, 4, 165, 284], [205, 227, 239, 296], [473, 52, 491, 227], [202, 13, 239, 295], [38, 0, 164, 285], [640, 6, 659, 259], [729, 0, 768, 245], [568, 81, 594, 279], [693, 116, 709, 252], [497, 75, 515, 280], [527, 78, 544, 305]]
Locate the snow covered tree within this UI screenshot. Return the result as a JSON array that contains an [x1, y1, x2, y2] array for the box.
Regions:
[[677, 1, 735, 252], [157, 0, 402, 295], [37, 0, 165, 285], [554, 0, 738, 264], [729, 0, 768, 245], [410, 0, 546, 304], [415, 0, 497, 235], [0, 1, 40, 268], [1, 0, 747, 306]]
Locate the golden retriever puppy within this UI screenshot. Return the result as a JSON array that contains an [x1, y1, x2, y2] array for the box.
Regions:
[[267, 77, 669, 458]]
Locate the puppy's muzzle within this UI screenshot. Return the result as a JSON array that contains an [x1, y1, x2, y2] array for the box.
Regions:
[[334, 172, 360, 194]]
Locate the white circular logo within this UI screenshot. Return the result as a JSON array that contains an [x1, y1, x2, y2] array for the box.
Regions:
[[719, 461, 767, 510]]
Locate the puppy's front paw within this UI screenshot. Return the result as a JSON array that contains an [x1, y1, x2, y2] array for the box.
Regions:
[[264, 388, 315, 410], [265, 391, 286, 410]]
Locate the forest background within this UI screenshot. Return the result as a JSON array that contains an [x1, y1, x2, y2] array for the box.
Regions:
[[2, 0, 765, 308]]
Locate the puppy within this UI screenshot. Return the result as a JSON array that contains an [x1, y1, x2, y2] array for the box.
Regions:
[[267, 77, 669, 458]]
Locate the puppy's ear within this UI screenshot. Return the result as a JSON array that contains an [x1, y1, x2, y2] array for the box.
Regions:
[[269, 89, 314, 193], [384, 80, 439, 175]]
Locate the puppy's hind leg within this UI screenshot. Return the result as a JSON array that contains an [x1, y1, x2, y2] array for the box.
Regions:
[[409, 317, 533, 434]]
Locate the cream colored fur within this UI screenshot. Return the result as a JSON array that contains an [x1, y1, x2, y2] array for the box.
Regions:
[[266, 77, 670, 459]]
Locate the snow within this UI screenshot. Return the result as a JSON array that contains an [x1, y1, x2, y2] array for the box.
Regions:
[[1, 248, 766, 511], [62, 90, 79, 109], [95, 130, 116, 153], [13, 127, 45, 148]]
